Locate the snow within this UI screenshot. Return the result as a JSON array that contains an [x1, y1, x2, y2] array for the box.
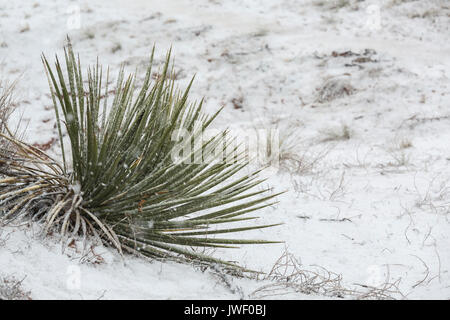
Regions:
[[0, 225, 249, 299], [71, 181, 82, 195], [1, 0, 450, 299]]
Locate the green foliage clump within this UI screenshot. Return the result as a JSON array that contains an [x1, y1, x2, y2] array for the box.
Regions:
[[0, 40, 281, 268]]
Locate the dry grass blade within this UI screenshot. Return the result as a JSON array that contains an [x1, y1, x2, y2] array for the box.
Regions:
[[250, 249, 405, 299]]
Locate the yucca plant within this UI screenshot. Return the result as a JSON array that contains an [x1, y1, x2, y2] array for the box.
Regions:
[[0, 40, 281, 269]]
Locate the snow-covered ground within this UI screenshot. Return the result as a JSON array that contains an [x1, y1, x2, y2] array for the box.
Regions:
[[1, 0, 449, 299]]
